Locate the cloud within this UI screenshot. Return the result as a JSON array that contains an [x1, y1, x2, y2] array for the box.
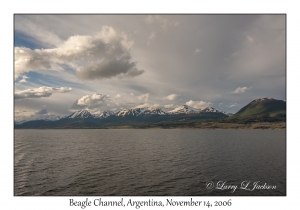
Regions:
[[134, 103, 160, 109], [14, 15, 285, 116], [137, 93, 149, 102], [71, 93, 116, 111], [14, 109, 35, 122], [147, 32, 156, 46], [164, 94, 178, 101], [77, 93, 109, 106], [19, 75, 28, 83], [35, 108, 48, 115], [229, 103, 238, 108], [185, 100, 212, 109], [15, 108, 60, 122], [15, 16, 64, 47], [14, 26, 144, 80], [15, 86, 72, 100], [164, 104, 175, 109], [231, 87, 252, 94], [130, 93, 134, 96]]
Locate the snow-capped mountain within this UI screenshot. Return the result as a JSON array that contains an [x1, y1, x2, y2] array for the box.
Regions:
[[142, 107, 168, 115], [15, 106, 230, 124], [115, 108, 147, 117], [93, 110, 115, 119], [115, 107, 169, 117], [168, 105, 201, 114], [199, 107, 232, 116], [199, 107, 221, 113], [68, 110, 93, 119], [168, 105, 231, 116]]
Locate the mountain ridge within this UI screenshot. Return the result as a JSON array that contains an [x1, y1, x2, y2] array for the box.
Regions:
[[14, 98, 286, 128]]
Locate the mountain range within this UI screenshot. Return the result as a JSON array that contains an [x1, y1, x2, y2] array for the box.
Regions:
[[14, 98, 286, 128], [15, 104, 231, 124]]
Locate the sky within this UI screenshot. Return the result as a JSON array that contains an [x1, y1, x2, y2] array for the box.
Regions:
[[14, 14, 286, 121]]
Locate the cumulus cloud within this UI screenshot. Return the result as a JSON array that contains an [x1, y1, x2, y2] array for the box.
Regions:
[[231, 87, 252, 94], [15, 86, 72, 100], [164, 94, 178, 101], [137, 93, 149, 103], [185, 100, 212, 109], [71, 93, 115, 111], [14, 26, 144, 80], [77, 93, 109, 106], [35, 108, 48, 115]]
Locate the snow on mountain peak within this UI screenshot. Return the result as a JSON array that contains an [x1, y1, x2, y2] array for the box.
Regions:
[[200, 106, 233, 116], [93, 110, 115, 119], [115, 108, 147, 117], [15, 105, 233, 124], [168, 105, 231, 116], [200, 107, 219, 113], [143, 107, 168, 115], [68, 110, 93, 119]]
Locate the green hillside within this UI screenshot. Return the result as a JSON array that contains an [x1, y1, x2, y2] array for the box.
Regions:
[[231, 98, 286, 119]]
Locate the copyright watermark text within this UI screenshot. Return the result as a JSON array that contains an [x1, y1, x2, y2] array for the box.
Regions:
[[206, 181, 277, 193]]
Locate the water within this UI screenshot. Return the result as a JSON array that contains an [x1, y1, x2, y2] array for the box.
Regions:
[[14, 129, 286, 196]]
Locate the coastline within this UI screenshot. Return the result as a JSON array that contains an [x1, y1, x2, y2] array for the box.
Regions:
[[14, 121, 286, 130]]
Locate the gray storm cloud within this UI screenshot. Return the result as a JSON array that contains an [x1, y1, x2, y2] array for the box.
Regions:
[[14, 26, 145, 80], [77, 56, 144, 80]]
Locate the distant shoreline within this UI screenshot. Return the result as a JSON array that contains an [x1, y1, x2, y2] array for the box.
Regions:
[[14, 121, 286, 130]]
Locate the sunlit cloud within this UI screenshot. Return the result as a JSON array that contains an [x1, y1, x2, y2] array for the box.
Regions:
[[163, 94, 178, 101], [185, 100, 212, 109], [15, 86, 72, 100], [231, 87, 252, 94]]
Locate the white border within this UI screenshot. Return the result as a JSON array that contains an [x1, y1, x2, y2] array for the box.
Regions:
[[2, 0, 299, 209]]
